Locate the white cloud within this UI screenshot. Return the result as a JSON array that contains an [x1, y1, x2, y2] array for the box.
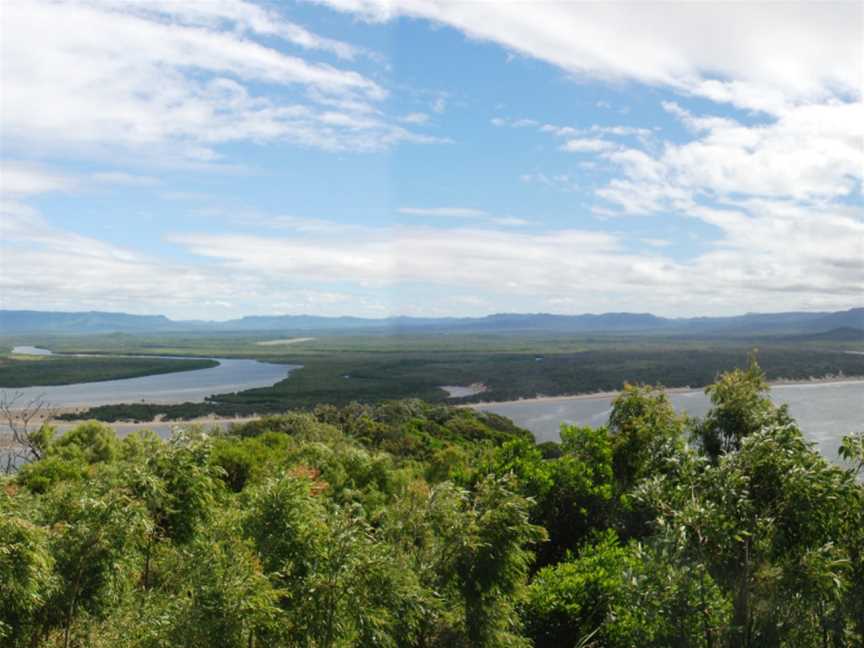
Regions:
[[0, 203, 385, 319], [561, 138, 615, 153], [400, 112, 430, 124], [313, 0, 863, 318], [0, 0, 436, 158], [520, 173, 581, 192], [3, 1, 861, 318], [685, 201, 864, 304], [600, 102, 863, 209], [3, 196, 860, 317], [89, 0, 366, 60], [640, 238, 671, 248], [399, 206, 487, 218], [398, 206, 529, 226], [91, 172, 160, 187], [0, 163, 75, 195], [171, 225, 625, 290], [431, 96, 447, 113], [166, 208, 862, 314], [315, 0, 862, 114], [596, 126, 652, 138], [498, 118, 653, 144]]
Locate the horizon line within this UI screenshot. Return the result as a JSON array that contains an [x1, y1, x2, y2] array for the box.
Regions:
[[1, 305, 862, 325]]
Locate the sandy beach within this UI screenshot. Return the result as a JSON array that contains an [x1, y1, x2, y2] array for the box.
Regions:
[[463, 376, 864, 408], [4, 376, 862, 425]]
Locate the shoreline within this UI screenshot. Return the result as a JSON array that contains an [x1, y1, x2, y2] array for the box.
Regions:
[[4, 376, 863, 426], [464, 376, 864, 408]]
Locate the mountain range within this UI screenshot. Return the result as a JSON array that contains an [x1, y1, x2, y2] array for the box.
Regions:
[[1, 307, 862, 336]]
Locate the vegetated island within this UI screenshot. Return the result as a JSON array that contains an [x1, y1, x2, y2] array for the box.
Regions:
[[55, 346, 864, 422], [0, 355, 218, 388], [3, 360, 864, 646]]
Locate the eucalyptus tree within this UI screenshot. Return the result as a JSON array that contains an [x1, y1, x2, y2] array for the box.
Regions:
[[691, 355, 794, 459], [0, 512, 56, 646]]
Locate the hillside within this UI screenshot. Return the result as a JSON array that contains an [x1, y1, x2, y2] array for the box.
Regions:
[[2, 307, 862, 336]]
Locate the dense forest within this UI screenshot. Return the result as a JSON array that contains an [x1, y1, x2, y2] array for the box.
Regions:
[[0, 356, 218, 388], [3, 361, 863, 647], [59, 347, 864, 422]]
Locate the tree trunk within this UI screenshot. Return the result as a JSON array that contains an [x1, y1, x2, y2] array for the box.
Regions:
[[732, 543, 751, 648]]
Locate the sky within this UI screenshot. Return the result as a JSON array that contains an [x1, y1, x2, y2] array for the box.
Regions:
[[0, 0, 862, 320]]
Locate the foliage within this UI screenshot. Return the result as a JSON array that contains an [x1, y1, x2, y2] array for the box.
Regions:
[[0, 513, 56, 644], [525, 531, 730, 648], [0, 356, 217, 388], [1, 361, 862, 646], [691, 354, 793, 458], [58, 345, 864, 422]]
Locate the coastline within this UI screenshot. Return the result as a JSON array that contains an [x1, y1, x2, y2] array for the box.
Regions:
[[5, 376, 863, 426], [464, 375, 864, 408]]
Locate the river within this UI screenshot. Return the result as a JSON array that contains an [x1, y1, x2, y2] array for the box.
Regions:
[[4, 346, 862, 465], [3, 346, 299, 407], [472, 380, 864, 464]]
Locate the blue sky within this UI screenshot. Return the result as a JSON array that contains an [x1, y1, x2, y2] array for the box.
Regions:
[[1, 0, 861, 320]]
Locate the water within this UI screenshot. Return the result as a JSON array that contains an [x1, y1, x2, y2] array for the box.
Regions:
[[474, 381, 864, 463], [4, 344, 862, 464], [441, 384, 486, 398], [4, 346, 299, 407], [11, 345, 53, 356]]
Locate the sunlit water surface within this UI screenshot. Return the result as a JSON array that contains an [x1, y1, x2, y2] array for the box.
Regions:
[[3, 346, 861, 466], [474, 381, 864, 464], [4, 346, 298, 406]]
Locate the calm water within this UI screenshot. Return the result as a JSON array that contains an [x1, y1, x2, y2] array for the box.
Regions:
[[11, 345, 53, 356], [4, 345, 862, 464], [4, 346, 298, 406], [475, 381, 864, 463], [441, 384, 486, 398]]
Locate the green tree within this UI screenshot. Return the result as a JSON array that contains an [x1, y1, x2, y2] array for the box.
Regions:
[[638, 422, 858, 647], [453, 474, 546, 647], [41, 484, 150, 648], [692, 355, 792, 459], [0, 513, 56, 646], [608, 384, 686, 491], [244, 472, 428, 646], [536, 425, 615, 565]]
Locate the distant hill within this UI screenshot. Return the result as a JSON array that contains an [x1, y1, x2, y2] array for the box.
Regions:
[[0, 310, 179, 334], [775, 327, 864, 343], [807, 309, 864, 331], [1, 307, 862, 336]]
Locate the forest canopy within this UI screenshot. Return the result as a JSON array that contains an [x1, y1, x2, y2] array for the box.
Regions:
[[2, 361, 863, 647]]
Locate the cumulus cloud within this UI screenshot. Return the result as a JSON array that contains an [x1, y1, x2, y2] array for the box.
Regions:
[[389, 0, 861, 313], [3, 1, 861, 317], [0, 203, 383, 318], [165, 209, 862, 314], [561, 138, 615, 153], [519, 173, 581, 192], [0, 163, 75, 195], [398, 206, 487, 218], [171, 224, 628, 290], [314, 0, 861, 113], [398, 207, 530, 226], [91, 172, 160, 187], [597, 102, 863, 210], [3, 195, 860, 317], [0, 0, 435, 158], [89, 0, 366, 60], [400, 112, 430, 124]]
